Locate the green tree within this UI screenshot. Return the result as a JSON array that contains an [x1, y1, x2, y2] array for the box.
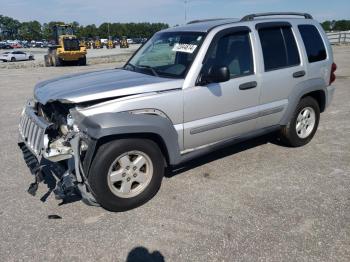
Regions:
[[0, 14, 170, 40], [333, 20, 350, 31], [18, 20, 42, 40], [0, 15, 21, 39], [321, 20, 331, 31]]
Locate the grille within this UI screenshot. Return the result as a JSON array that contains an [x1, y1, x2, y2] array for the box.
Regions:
[[19, 106, 51, 156]]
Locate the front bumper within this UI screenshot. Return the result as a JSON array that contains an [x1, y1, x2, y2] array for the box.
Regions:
[[18, 102, 52, 158], [18, 102, 98, 206]]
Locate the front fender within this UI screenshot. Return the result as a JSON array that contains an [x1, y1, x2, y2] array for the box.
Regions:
[[71, 110, 182, 165]]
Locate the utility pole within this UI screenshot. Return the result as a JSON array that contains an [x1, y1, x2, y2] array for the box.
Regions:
[[184, 0, 188, 23]]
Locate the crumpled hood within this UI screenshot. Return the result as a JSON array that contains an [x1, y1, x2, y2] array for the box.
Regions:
[[34, 69, 183, 104]]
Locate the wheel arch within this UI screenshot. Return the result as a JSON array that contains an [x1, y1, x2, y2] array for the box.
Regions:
[[73, 111, 182, 175], [280, 78, 328, 126], [94, 132, 172, 167], [301, 90, 326, 113]]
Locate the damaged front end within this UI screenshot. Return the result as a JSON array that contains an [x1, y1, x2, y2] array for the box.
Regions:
[[18, 100, 98, 206]]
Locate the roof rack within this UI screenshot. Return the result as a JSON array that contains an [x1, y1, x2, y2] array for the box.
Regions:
[[187, 18, 229, 24], [241, 12, 313, 21]]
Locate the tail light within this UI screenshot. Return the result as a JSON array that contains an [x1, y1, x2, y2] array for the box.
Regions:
[[330, 62, 337, 85]]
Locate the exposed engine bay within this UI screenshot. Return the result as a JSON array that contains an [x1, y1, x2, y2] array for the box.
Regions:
[[18, 100, 98, 206]]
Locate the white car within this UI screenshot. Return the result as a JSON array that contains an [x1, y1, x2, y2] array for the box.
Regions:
[[0, 51, 34, 62]]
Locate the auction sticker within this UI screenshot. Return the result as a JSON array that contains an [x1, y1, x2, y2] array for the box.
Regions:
[[172, 43, 197, 53]]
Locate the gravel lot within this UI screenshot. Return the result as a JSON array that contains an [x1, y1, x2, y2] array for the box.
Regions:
[[0, 45, 140, 69], [0, 46, 349, 262]]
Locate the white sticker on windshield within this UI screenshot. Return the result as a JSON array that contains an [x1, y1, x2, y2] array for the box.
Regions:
[[172, 43, 197, 53]]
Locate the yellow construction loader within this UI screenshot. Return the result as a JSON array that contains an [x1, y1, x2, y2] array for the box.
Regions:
[[107, 37, 115, 49], [120, 36, 129, 48], [44, 24, 87, 66], [93, 37, 102, 49]]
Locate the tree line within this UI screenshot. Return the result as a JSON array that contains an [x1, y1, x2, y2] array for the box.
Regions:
[[0, 14, 169, 41], [321, 20, 350, 31], [1, 14, 350, 41]]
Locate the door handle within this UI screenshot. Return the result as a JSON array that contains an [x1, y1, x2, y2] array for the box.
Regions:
[[293, 70, 306, 78], [239, 81, 257, 90]]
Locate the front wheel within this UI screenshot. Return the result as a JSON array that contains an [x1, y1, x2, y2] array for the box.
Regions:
[[88, 139, 165, 212], [78, 56, 86, 66], [280, 96, 320, 147]]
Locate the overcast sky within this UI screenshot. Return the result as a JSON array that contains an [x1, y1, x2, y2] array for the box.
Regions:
[[2, 0, 349, 25]]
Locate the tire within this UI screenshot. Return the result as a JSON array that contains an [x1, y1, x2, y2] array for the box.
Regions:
[[78, 56, 86, 66], [88, 138, 165, 212], [10, 57, 15, 62], [280, 96, 320, 147], [52, 55, 61, 66], [44, 55, 51, 67], [28, 56, 34, 60]]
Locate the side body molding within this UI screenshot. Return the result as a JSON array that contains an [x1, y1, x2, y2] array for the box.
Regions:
[[71, 111, 182, 165], [280, 78, 327, 126]]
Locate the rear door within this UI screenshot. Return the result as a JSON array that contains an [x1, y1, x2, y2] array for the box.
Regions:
[[254, 22, 305, 129], [183, 27, 260, 150]]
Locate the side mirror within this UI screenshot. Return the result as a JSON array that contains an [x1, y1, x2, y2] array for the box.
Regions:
[[204, 65, 230, 84]]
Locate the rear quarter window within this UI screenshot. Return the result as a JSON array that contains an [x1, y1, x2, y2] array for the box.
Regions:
[[258, 26, 300, 71], [298, 25, 327, 63]]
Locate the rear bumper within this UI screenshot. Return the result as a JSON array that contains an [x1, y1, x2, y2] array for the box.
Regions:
[[325, 85, 336, 108], [58, 52, 86, 61]]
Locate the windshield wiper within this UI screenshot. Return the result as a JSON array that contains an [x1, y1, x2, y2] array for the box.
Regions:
[[124, 63, 159, 77], [137, 65, 159, 77], [124, 62, 136, 71]]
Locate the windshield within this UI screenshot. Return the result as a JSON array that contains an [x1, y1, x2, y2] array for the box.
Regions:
[[63, 38, 80, 51], [124, 31, 205, 78]]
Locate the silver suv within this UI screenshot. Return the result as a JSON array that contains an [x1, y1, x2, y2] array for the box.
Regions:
[[18, 12, 337, 211]]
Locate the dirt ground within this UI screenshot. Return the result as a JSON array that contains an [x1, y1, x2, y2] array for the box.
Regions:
[[0, 45, 140, 69], [0, 46, 349, 262]]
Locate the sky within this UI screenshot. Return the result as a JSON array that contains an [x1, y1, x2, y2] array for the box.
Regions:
[[1, 0, 349, 26]]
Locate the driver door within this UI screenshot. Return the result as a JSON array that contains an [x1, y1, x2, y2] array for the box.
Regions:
[[183, 28, 260, 150]]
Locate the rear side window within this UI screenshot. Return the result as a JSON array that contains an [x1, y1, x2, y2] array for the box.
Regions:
[[298, 25, 327, 63], [258, 26, 300, 71]]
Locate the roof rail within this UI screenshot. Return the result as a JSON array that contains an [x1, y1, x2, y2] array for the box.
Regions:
[[241, 12, 313, 21], [187, 18, 229, 24]]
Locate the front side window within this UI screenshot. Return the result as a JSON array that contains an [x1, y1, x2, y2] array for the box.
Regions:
[[258, 26, 300, 71], [125, 31, 205, 78], [298, 25, 327, 63], [203, 31, 254, 78]]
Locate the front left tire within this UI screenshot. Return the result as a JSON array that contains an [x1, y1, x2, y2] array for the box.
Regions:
[[88, 138, 165, 212]]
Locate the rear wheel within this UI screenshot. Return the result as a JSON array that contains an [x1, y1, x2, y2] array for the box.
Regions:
[[28, 56, 34, 60], [10, 57, 15, 62], [52, 55, 61, 66], [88, 139, 165, 212], [280, 96, 320, 147]]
